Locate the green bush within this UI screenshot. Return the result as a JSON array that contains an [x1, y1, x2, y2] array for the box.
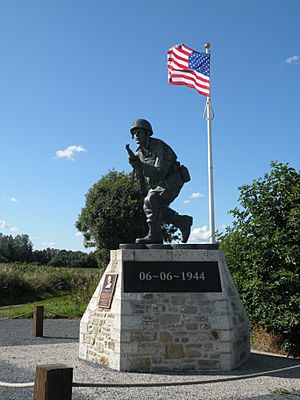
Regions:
[[219, 162, 300, 357], [0, 270, 32, 296]]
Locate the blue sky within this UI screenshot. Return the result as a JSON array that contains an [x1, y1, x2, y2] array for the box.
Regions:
[[0, 0, 299, 251]]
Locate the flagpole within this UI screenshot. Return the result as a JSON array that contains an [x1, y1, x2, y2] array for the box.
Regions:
[[204, 42, 216, 244]]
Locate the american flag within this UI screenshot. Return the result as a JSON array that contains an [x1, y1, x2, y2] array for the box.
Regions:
[[167, 44, 210, 97]]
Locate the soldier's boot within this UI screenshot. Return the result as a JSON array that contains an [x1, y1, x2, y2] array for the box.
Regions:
[[135, 222, 163, 244], [169, 214, 193, 243]]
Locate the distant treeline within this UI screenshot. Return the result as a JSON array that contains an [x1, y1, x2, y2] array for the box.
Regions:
[[0, 233, 98, 268]]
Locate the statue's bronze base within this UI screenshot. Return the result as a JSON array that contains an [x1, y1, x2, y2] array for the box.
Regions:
[[119, 243, 219, 250]]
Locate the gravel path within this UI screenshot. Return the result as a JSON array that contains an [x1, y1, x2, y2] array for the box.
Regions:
[[0, 319, 299, 400]]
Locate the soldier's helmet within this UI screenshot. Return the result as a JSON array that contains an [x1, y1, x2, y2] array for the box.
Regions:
[[130, 119, 153, 137]]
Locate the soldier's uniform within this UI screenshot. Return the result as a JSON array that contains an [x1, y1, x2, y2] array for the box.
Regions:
[[129, 119, 193, 244]]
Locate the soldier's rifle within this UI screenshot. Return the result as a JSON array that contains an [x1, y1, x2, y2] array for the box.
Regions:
[[125, 144, 147, 196]]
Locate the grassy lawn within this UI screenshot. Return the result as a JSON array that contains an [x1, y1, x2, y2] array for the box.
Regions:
[[0, 291, 88, 319], [0, 263, 103, 318]]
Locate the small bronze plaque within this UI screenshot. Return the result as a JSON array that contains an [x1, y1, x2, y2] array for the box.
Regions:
[[98, 273, 118, 309]]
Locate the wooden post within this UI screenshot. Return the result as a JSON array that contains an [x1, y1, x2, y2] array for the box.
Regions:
[[32, 305, 44, 337], [33, 364, 73, 400]]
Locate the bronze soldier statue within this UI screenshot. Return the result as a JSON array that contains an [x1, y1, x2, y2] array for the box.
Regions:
[[126, 119, 193, 244]]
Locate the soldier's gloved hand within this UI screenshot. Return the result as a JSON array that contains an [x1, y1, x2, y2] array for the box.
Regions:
[[129, 158, 142, 170]]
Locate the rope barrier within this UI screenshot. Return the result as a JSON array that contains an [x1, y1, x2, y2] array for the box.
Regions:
[[0, 306, 70, 320], [0, 359, 299, 389], [73, 363, 300, 388], [0, 380, 34, 388], [0, 311, 32, 321], [46, 309, 72, 318]]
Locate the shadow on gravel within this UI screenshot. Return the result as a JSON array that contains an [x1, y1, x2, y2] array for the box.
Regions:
[[73, 353, 300, 390], [241, 392, 300, 400], [241, 353, 300, 379], [42, 335, 78, 340], [108, 352, 300, 381], [71, 392, 300, 400], [0, 319, 80, 346]]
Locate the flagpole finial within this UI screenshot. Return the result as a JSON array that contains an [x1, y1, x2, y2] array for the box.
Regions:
[[204, 42, 211, 50]]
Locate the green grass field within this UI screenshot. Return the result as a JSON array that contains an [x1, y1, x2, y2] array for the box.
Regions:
[[0, 263, 103, 319]]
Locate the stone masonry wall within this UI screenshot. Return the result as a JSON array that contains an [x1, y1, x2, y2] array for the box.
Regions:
[[79, 249, 250, 372]]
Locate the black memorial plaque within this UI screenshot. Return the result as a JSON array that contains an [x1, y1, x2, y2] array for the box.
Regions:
[[123, 262, 222, 293], [98, 273, 118, 309]]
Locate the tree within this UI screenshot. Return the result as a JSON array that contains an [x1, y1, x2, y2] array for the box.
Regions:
[[0, 234, 15, 262], [48, 249, 98, 268], [32, 249, 54, 265], [219, 161, 300, 357], [76, 170, 148, 264], [0, 234, 32, 262], [13, 234, 33, 262]]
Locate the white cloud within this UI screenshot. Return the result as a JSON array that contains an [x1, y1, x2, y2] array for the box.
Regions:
[[43, 241, 56, 248], [190, 192, 205, 199], [2, 197, 18, 202], [0, 220, 7, 229], [75, 231, 83, 237], [188, 225, 211, 243], [285, 55, 300, 64], [55, 145, 86, 160], [0, 219, 19, 232], [183, 199, 190, 204]]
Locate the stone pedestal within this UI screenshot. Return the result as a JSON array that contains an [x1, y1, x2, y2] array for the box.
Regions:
[[79, 247, 250, 372]]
